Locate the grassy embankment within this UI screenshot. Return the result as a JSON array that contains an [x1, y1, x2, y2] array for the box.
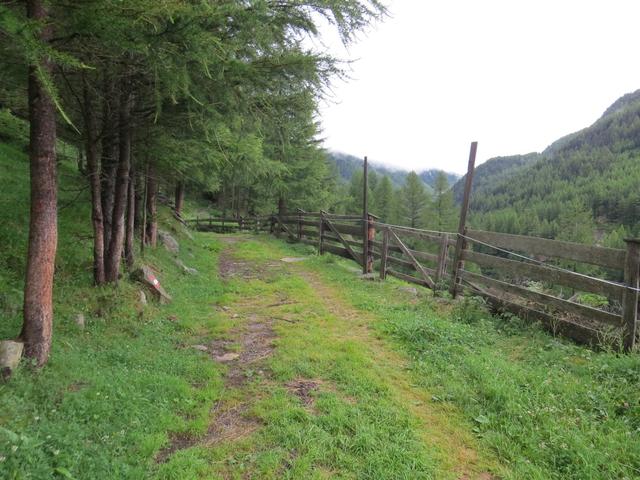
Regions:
[[0, 139, 228, 478]]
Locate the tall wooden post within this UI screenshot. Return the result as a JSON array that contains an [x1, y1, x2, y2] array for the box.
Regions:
[[367, 214, 376, 273], [379, 227, 389, 280], [450, 142, 478, 298], [297, 209, 303, 241], [362, 156, 369, 274], [622, 238, 640, 351]]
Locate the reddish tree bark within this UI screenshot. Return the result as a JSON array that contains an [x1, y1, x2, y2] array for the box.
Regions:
[[146, 161, 158, 247], [21, 0, 58, 367], [125, 168, 135, 268], [104, 89, 132, 282], [83, 79, 105, 285], [174, 181, 184, 216]]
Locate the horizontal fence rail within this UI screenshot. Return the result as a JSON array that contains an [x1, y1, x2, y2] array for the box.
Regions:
[[186, 210, 638, 351]]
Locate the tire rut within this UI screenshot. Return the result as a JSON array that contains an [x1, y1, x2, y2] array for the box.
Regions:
[[156, 238, 277, 463]]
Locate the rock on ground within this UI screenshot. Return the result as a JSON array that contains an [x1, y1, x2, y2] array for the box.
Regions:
[[131, 265, 172, 304], [74, 313, 85, 329], [398, 286, 419, 296], [175, 258, 198, 275], [158, 230, 180, 254], [0, 341, 23, 371]]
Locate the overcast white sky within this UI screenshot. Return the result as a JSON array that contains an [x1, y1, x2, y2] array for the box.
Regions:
[[316, 0, 640, 174]]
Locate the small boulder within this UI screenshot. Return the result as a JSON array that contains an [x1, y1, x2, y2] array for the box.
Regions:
[[174, 258, 198, 275], [0, 341, 23, 372], [131, 265, 172, 304], [158, 230, 179, 254], [280, 257, 307, 263], [139, 290, 147, 306], [191, 344, 208, 352], [74, 313, 85, 329], [399, 286, 419, 296], [214, 352, 239, 362]]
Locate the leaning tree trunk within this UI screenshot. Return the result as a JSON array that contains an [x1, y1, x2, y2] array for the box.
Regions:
[[21, 0, 58, 367], [83, 79, 105, 285], [174, 181, 184, 216], [125, 168, 135, 268], [146, 161, 158, 247], [104, 89, 132, 282]]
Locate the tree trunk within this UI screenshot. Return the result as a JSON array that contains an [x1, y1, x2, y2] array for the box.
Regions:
[[100, 76, 118, 251], [21, 0, 57, 367], [105, 88, 132, 282], [125, 167, 136, 268], [146, 161, 158, 247], [83, 79, 105, 285], [174, 181, 184, 216], [134, 170, 144, 230], [278, 196, 287, 217]]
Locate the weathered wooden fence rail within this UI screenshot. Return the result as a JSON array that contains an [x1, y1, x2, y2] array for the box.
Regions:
[[188, 209, 638, 350]]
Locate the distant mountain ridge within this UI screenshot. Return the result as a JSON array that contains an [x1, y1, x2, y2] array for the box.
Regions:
[[328, 151, 460, 190], [451, 88, 640, 237]]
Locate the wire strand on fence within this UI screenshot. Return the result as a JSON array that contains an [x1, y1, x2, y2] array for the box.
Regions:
[[458, 232, 640, 294], [373, 222, 453, 237]]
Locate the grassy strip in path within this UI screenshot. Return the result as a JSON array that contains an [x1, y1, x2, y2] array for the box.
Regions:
[[274, 238, 640, 479]]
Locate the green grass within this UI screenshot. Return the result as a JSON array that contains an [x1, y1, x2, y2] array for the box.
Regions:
[[0, 142, 228, 478], [160, 238, 489, 479], [2, 124, 639, 479], [275, 240, 640, 480]]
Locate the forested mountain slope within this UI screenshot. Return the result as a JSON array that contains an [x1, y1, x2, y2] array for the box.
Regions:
[[329, 151, 459, 189], [452, 153, 539, 203], [457, 89, 640, 245]]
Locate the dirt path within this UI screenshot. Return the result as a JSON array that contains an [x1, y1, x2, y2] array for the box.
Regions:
[[158, 236, 499, 478], [157, 237, 278, 463]]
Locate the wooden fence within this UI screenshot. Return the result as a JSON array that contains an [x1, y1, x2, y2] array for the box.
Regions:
[[188, 209, 639, 351], [184, 215, 272, 233], [185, 144, 639, 351]]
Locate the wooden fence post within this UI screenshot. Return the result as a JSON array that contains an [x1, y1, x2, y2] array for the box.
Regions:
[[622, 238, 640, 351], [435, 233, 449, 285], [379, 227, 389, 280], [367, 214, 376, 273], [297, 209, 303, 241], [450, 141, 478, 298], [362, 155, 369, 274], [318, 210, 325, 255], [270, 214, 275, 235]]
